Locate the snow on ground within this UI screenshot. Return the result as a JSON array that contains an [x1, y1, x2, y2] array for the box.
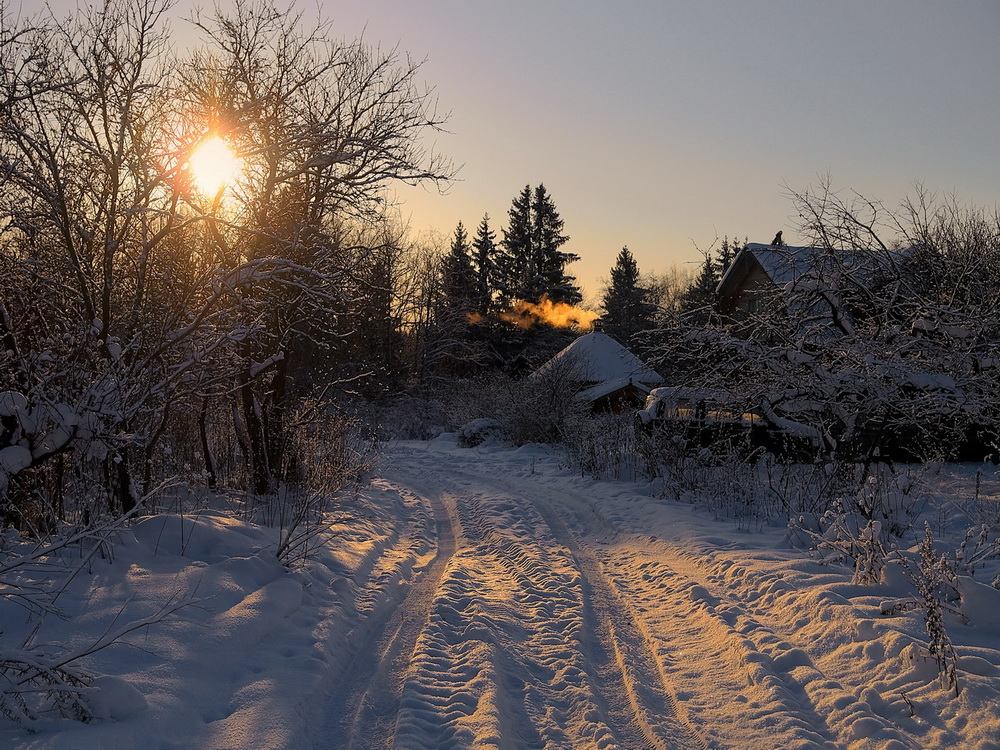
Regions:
[[0, 481, 438, 750], [3, 437, 998, 749]]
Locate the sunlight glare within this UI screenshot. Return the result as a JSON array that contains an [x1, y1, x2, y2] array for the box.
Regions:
[[189, 136, 241, 197]]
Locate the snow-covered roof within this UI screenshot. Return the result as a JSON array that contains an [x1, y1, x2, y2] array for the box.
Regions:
[[575, 377, 652, 404], [718, 243, 905, 295], [749, 244, 829, 286], [533, 331, 663, 386]]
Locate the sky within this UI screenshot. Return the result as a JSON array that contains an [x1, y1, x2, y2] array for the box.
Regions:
[[38, 0, 1000, 299]]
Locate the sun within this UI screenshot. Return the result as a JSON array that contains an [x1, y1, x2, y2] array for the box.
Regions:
[[188, 136, 241, 197]]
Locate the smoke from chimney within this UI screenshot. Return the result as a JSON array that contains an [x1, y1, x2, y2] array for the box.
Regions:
[[499, 295, 599, 331]]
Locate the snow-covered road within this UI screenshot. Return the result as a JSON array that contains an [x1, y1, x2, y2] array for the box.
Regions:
[[312, 439, 1000, 750], [11, 437, 996, 749]]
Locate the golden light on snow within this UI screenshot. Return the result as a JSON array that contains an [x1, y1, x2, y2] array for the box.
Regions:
[[188, 136, 241, 197]]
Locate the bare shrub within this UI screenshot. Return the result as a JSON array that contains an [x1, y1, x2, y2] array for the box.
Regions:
[[792, 514, 889, 584], [953, 524, 1000, 577], [243, 405, 375, 566], [440, 374, 518, 434], [893, 525, 964, 696], [639, 425, 932, 539], [401, 358, 589, 447], [786, 460, 932, 584], [502, 359, 588, 445], [562, 412, 643, 481]]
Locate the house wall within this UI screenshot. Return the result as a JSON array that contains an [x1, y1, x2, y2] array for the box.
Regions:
[[718, 260, 775, 316], [591, 385, 648, 413]]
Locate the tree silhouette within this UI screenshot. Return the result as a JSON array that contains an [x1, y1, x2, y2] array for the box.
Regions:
[[601, 247, 655, 342]]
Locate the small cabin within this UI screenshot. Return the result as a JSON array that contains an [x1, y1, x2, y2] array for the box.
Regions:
[[532, 331, 663, 413]]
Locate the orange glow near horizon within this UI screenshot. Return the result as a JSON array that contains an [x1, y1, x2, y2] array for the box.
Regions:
[[188, 136, 242, 197]]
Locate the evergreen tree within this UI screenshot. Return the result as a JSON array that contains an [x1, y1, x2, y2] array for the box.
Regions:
[[497, 183, 581, 306], [440, 221, 476, 311], [715, 235, 747, 279], [498, 185, 533, 304], [472, 213, 497, 314], [531, 184, 581, 304], [601, 246, 655, 342], [681, 251, 720, 320]]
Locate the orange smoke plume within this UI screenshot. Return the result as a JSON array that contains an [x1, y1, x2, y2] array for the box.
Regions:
[[499, 296, 599, 330]]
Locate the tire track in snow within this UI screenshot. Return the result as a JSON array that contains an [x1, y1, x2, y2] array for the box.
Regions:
[[403, 453, 708, 750], [521, 471, 847, 748], [389, 471, 608, 749], [612, 541, 920, 748], [528, 490, 711, 750], [512, 460, 917, 749], [320, 482, 458, 750]]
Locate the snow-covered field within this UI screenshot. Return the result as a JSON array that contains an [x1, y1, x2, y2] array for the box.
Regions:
[[4, 438, 999, 749]]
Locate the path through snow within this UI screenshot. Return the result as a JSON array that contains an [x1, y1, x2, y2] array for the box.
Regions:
[[8, 438, 996, 749], [322, 482, 458, 749], [310, 438, 999, 749]]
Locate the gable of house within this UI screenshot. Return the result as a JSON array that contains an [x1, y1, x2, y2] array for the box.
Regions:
[[716, 243, 904, 317]]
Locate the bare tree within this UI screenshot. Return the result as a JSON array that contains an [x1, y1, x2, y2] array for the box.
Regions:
[[178, 1, 453, 492], [0, 0, 452, 520], [645, 180, 1000, 472]]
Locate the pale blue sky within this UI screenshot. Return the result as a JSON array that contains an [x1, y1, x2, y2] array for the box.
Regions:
[[39, 0, 1000, 297]]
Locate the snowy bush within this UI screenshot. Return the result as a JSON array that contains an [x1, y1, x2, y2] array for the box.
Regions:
[[792, 513, 889, 584], [953, 524, 1000, 577], [369, 392, 451, 441], [401, 361, 589, 447], [891, 525, 965, 696], [457, 419, 503, 448], [562, 412, 644, 480], [457, 359, 590, 447]]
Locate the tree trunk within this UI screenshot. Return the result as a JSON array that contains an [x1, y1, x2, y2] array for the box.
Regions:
[[199, 396, 217, 489], [240, 373, 271, 495], [267, 352, 293, 483], [143, 405, 171, 496], [114, 451, 137, 515]]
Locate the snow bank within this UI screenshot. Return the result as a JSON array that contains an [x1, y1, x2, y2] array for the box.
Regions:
[[456, 418, 503, 447], [0, 479, 438, 750]]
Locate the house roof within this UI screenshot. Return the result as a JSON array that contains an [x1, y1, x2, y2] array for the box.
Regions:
[[717, 244, 826, 294], [575, 377, 653, 404], [533, 331, 663, 386], [718, 243, 906, 297]]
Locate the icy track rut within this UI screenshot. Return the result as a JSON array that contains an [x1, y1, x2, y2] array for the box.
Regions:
[[319, 482, 458, 750], [313, 441, 970, 749], [316, 445, 706, 750]]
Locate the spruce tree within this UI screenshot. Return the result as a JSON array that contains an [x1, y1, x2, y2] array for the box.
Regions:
[[715, 235, 746, 278], [499, 185, 533, 304], [440, 221, 476, 312], [681, 251, 720, 320], [497, 183, 581, 307], [472, 213, 497, 314], [531, 184, 581, 304], [601, 246, 655, 342]]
